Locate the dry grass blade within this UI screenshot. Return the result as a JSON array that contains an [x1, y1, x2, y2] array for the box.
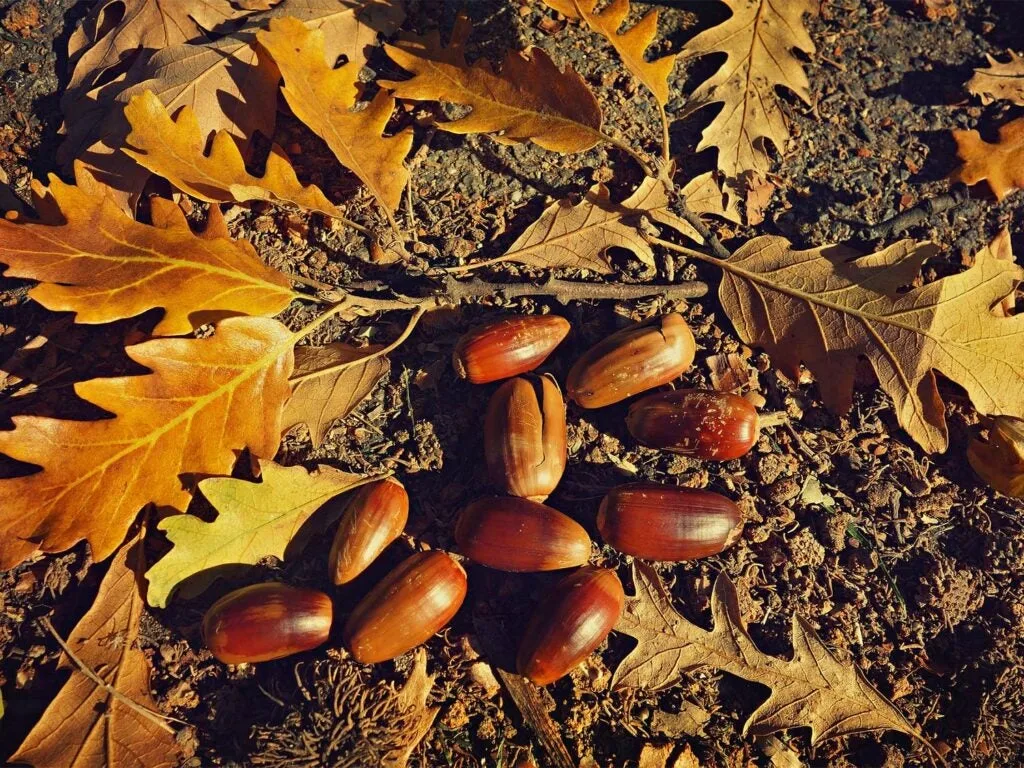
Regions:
[[951, 116, 1024, 200], [0, 317, 295, 569]]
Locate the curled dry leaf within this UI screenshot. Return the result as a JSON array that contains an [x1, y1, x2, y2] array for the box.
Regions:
[[146, 460, 370, 607], [681, 0, 816, 181], [381, 13, 603, 153], [259, 16, 413, 216], [951, 116, 1024, 200], [968, 416, 1024, 499], [711, 236, 1024, 453], [614, 562, 932, 751], [123, 91, 344, 217], [0, 317, 295, 569], [0, 164, 296, 336], [967, 51, 1024, 106], [284, 343, 391, 448], [10, 530, 181, 768]]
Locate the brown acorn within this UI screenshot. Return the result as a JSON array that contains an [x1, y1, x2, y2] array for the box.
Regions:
[[202, 583, 333, 664], [329, 478, 409, 585], [517, 567, 624, 685], [566, 313, 696, 408], [343, 550, 467, 663], [453, 315, 571, 384], [455, 497, 591, 572], [626, 389, 784, 461], [485, 375, 567, 501], [597, 482, 743, 561]]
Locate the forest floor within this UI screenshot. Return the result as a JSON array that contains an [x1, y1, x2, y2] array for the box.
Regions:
[[1, 0, 1024, 766]]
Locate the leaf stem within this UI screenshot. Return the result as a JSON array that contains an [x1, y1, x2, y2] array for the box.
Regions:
[[657, 102, 670, 165], [599, 130, 657, 178], [646, 236, 720, 265]]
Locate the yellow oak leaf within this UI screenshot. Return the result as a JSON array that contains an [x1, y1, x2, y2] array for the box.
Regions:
[[380, 14, 603, 153], [146, 460, 371, 607], [967, 51, 1024, 106], [951, 116, 1024, 201], [0, 317, 295, 569], [259, 16, 414, 216], [681, 0, 816, 180], [10, 529, 180, 768], [123, 91, 344, 217], [0, 164, 296, 336]]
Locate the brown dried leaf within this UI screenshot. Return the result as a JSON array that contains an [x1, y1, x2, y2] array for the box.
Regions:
[[967, 51, 1024, 106], [682, 0, 816, 180], [979, 228, 1016, 317], [0, 164, 296, 336], [713, 236, 1024, 452], [386, 648, 439, 767], [614, 562, 930, 749], [380, 14, 603, 153], [259, 16, 413, 215], [951, 116, 1024, 200], [0, 317, 295, 569], [10, 530, 181, 768], [284, 343, 390, 448], [123, 91, 343, 217]]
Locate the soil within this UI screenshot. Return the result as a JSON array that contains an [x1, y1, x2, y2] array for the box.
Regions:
[[1, 0, 1024, 767]]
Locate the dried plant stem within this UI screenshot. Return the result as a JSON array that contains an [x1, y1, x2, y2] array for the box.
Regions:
[[332, 214, 374, 238], [38, 616, 185, 733], [645, 237, 720, 264], [859, 183, 969, 241], [657, 102, 670, 165], [599, 131, 657, 178]]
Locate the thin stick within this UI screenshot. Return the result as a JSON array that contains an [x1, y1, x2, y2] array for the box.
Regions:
[[288, 272, 336, 292], [38, 617, 185, 732], [647, 236, 723, 266], [330, 214, 374, 238], [599, 131, 657, 178], [859, 183, 969, 241]]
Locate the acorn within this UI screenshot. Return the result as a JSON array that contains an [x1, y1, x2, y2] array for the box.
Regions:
[[329, 478, 409, 585], [485, 375, 567, 501], [597, 482, 743, 561], [968, 415, 1024, 499], [453, 315, 571, 384], [626, 389, 785, 461], [343, 550, 467, 663], [202, 583, 333, 664], [517, 567, 624, 685], [566, 313, 696, 408], [455, 497, 591, 572]]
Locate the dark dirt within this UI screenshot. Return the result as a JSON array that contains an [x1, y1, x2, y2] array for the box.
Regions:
[[1, 0, 1024, 767]]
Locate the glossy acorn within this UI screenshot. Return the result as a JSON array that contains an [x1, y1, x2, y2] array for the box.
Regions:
[[485, 375, 567, 501], [202, 583, 333, 664], [455, 496, 591, 572], [597, 482, 743, 561], [517, 567, 625, 685], [627, 389, 780, 461], [343, 550, 467, 663], [566, 313, 696, 408], [329, 478, 409, 585], [453, 315, 571, 384]]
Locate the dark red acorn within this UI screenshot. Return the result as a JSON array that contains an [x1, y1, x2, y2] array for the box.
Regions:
[[453, 315, 571, 384]]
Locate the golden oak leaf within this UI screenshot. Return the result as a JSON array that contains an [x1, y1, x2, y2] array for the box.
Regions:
[[10, 530, 180, 768], [380, 14, 603, 153], [145, 460, 369, 607], [543, 0, 579, 18], [569, 0, 676, 107], [123, 91, 343, 217], [681, 0, 816, 180], [951, 116, 1024, 201], [284, 343, 390, 448], [967, 51, 1024, 106], [614, 563, 931, 750], [0, 164, 296, 336], [0, 317, 295, 569], [259, 16, 413, 215], [711, 236, 1024, 452]]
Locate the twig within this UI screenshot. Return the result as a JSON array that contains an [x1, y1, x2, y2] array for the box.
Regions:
[[672, 193, 731, 260], [38, 616, 185, 732], [434, 275, 707, 303], [859, 183, 969, 241]]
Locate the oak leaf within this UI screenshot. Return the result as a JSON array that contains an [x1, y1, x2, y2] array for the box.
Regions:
[[123, 91, 343, 217], [711, 235, 1024, 452], [967, 51, 1024, 106], [0, 317, 295, 569], [567, 0, 676, 107], [145, 460, 370, 607], [10, 530, 180, 768], [380, 14, 604, 153], [384, 648, 439, 766], [681, 0, 816, 180], [259, 16, 413, 216], [614, 562, 930, 750], [0, 164, 296, 336], [284, 343, 391, 448], [951, 116, 1024, 200]]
